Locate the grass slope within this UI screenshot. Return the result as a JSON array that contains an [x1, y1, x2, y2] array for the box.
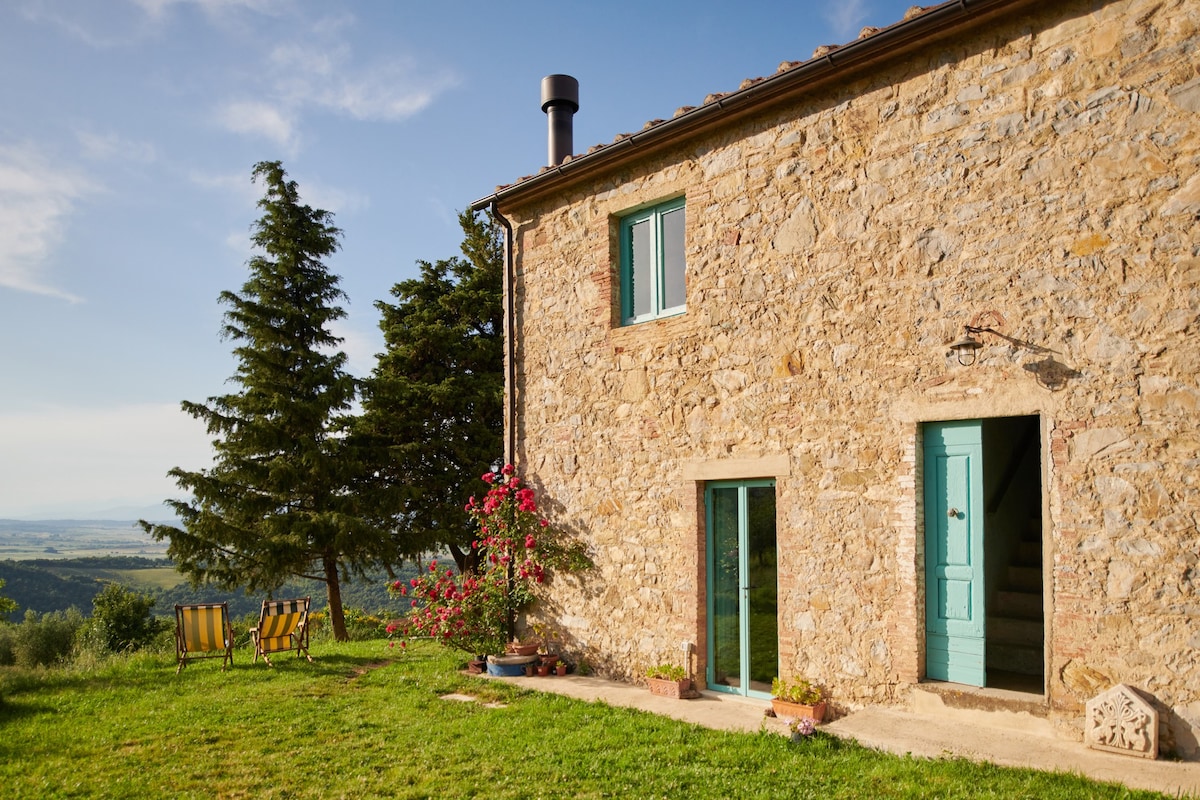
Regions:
[[0, 640, 1176, 799]]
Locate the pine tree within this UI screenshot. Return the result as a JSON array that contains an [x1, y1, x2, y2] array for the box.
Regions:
[[142, 161, 374, 641], [353, 210, 504, 574]]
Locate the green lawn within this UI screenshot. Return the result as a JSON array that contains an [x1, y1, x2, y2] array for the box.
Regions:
[[0, 640, 1177, 799]]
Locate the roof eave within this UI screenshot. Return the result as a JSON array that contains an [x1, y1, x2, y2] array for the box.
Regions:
[[470, 0, 1042, 213]]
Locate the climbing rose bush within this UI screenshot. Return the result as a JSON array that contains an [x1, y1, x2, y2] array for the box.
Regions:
[[388, 464, 588, 655]]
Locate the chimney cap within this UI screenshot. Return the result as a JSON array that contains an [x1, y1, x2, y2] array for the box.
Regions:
[[541, 74, 579, 113]]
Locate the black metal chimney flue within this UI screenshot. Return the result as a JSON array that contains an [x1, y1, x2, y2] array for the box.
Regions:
[[541, 74, 579, 167]]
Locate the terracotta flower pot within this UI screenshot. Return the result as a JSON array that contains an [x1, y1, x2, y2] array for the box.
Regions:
[[770, 698, 827, 724], [647, 677, 694, 699], [537, 665, 551, 676], [556, 664, 568, 676]]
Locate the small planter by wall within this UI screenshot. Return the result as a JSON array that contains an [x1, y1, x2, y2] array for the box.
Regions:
[[556, 663, 568, 676], [647, 677, 696, 699], [770, 698, 827, 724]]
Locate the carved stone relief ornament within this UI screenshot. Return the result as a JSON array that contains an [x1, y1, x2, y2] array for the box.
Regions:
[[1085, 684, 1159, 759]]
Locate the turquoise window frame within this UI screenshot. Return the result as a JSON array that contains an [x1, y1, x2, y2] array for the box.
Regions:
[[619, 197, 686, 325]]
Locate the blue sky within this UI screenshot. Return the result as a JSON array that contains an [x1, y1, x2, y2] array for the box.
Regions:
[[0, 0, 918, 518]]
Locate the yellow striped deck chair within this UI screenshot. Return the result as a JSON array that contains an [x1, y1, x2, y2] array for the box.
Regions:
[[250, 597, 312, 666], [174, 602, 234, 674]]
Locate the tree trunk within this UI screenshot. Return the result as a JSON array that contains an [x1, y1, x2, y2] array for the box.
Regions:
[[449, 543, 483, 575], [323, 554, 348, 641]]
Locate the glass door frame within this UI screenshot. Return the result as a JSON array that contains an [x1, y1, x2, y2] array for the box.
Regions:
[[704, 478, 777, 700]]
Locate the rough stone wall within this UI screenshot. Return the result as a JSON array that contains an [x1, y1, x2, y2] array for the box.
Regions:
[[506, 0, 1200, 756]]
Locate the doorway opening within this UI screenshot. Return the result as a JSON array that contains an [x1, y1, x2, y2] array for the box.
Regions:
[[923, 416, 1044, 693]]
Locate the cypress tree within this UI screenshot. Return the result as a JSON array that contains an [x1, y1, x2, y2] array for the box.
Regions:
[[353, 210, 504, 574], [142, 161, 372, 641]]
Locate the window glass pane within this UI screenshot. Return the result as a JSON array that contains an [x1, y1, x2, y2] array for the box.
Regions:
[[746, 486, 778, 694], [710, 487, 741, 689], [660, 205, 686, 310], [629, 218, 652, 319]]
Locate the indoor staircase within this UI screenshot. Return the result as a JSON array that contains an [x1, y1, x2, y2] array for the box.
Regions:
[[987, 526, 1044, 684]]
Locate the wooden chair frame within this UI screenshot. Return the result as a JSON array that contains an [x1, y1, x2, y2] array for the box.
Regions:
[[250, 597, 313, 666], [174, 602, 234, 674]]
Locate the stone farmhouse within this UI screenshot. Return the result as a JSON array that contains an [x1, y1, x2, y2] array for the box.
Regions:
[[470, 0, 1200, 757]]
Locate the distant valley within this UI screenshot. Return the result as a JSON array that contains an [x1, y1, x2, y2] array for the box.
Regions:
[[0, 518, 171, 560], [0, 518, 408, 621]]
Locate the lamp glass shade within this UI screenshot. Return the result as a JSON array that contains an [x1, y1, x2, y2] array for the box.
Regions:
[[949, 334, 983, 365]]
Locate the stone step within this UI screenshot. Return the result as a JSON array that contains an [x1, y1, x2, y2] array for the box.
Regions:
[[994, 590, 1043, 620], [1006, 565, 1042, 593], [987, 640, 1044, 676], [911, 685, 1054, 738], [988, 615, 1044, 644]]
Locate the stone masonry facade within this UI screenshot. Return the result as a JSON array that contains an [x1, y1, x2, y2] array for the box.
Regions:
[[492, 0, 1200, 756]]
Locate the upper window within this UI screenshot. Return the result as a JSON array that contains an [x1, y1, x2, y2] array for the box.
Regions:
[[620, 197, 686, 325]]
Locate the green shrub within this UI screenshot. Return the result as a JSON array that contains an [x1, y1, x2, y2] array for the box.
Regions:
[[645, 664, 687, 681], [0, 577, 17, 620], [12, 608, 84, 668], [340, 607, 388, 642], [0, 622, 15, 665], [771, 676, 824, 704], [88, 583, 161, 653]]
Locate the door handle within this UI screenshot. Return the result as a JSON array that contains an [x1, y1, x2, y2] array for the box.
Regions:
[[948, 508, 960, 518]]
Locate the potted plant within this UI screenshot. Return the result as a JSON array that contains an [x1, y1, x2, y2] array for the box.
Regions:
[[506, 639, 540, 657], [771, 677, 826, 723], [645, 664, 695, 699], [533, 621, 562, 666], [789, 716, 817, 743], [555, 662, 568, 676]]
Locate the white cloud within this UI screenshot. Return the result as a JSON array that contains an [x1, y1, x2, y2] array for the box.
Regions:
[[269, 43, 454, 122], [214, 25, 458, 148], [303, 180, 368, 217], [76, 130, 158, 163], [0, 403, 213, 518], [0, 143, 93, 302], [216, 100, 298, 152], [823, 0, 870, 41], [129, 0, 288, 21]]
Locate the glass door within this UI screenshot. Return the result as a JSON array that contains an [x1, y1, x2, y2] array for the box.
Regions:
[[706, 480, 777, 698]]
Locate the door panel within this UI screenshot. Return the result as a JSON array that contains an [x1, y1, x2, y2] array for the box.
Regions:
[[924, 421, 985, 686]]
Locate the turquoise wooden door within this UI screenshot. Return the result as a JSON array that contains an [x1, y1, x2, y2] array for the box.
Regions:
[[924, 420, 986, 686], [706, 480, 777, 698]]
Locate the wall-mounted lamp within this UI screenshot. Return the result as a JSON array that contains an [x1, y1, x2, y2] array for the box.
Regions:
[[948, 325, 997, 366]]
